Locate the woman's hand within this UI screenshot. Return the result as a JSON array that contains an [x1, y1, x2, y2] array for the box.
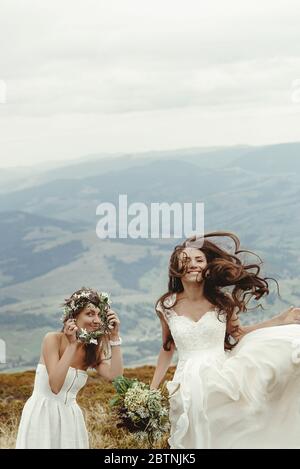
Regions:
[[277, 306, 300, 325], [107, 309, 120, 338], [63, 318, 79, 344]]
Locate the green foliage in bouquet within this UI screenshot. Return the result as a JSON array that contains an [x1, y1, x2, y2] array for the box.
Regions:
[[109, 376, 170, 447]]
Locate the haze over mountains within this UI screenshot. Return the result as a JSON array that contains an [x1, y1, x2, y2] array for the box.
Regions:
[[0, 142, 299, 371]]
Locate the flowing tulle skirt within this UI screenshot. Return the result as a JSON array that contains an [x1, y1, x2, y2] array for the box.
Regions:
[[167, 324, 300, 449]]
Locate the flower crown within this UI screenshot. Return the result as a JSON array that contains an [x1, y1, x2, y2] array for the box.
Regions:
[[61, 289, 113, 344]]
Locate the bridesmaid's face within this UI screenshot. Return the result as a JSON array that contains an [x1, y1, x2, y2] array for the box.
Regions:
[[76, 304, 102, 331], [179, 248, 208, 283]]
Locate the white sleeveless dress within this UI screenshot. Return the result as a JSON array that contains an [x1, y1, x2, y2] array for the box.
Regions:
[[157, 293, 300, 449], [16, 363, 89, 449]]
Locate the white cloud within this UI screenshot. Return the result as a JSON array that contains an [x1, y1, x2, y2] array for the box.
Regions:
[[0, 0, 299, 166]]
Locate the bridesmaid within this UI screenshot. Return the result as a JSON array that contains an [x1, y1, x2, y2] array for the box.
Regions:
[[16, 287, 123, 449]]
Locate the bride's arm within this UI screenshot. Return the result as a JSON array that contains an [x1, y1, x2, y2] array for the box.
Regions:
[[150, 344, 175, 390], [227, 306, 300, 341], [150, 316, 176, 389]]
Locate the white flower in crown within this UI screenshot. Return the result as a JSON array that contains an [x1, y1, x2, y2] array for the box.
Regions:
[[77, 327, 103, 345], [61, 306, 72, 322], [100, 292, 111, 304], [60, 289, 113, 341], [79, 291, 92, 299]]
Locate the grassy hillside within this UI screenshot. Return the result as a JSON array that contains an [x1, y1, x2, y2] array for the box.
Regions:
[[0, 365, 176, 449]]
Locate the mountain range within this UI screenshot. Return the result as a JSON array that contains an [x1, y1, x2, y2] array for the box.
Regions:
[[0, 142, 299, 371]]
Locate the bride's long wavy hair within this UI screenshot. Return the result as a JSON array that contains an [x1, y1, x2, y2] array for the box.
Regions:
[[156, 231, 280, 352]]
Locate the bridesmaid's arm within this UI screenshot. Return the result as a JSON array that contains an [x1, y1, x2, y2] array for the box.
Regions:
[[41, 331, 79, 394], [96, 335, 124, 382], [96, 309, 123, 381]]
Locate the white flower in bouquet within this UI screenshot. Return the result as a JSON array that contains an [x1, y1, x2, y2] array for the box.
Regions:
[[110, 376, 170, 447]]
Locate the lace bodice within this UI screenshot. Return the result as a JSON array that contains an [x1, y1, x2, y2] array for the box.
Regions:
[[156, 293, 227, 360], [157, 295, 300, 450]]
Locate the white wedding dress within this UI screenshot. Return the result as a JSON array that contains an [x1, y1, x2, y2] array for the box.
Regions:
[[157, 293, 300, 449], [16, 363, 89, 449]]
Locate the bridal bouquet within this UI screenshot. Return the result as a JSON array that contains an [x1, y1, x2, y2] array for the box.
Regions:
[[109, 376, 170, 446]]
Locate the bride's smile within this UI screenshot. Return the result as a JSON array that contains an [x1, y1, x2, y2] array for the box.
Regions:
[[152, 231, 300, 449]]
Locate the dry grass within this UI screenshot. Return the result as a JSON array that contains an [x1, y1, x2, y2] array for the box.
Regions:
[[0, 365, 175, 449]]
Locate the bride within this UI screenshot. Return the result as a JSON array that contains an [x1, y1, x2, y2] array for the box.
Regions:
[[16, 287, 123, 449], [150, 232, 300, 449]]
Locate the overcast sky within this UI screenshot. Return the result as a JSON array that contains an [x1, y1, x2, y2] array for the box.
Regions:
[[0, 0, 299, 167]]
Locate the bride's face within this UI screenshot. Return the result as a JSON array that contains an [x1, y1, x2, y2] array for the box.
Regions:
[[76, 304, 102, 331], [179, 248, 208, 284]]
